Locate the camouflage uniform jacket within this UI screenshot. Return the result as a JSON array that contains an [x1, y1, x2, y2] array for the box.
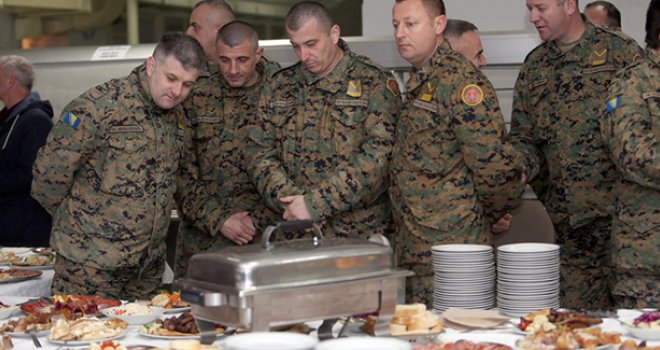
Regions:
[[509, 21, 643, 228], [177, 57, 281, 237], [245, 39, 401, 238], [32, 64, 187, 269], [601, 48, 659, 236], [389, 41, 524, 237]]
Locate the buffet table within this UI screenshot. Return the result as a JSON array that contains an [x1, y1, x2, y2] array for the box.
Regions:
[[1, 302, 657, 350], [0, 248, 53, 298]]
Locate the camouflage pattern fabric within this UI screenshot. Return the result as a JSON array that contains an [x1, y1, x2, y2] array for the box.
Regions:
[[389, 41, 524, 307], [32, 64, 187, 294], [555, 218, 612, 310], [508, 21, 643, 309], [52, 250, 163, 300], [244, 39, 401, 240], [393, 206, 489, 308], [175, 57, 281, 277], [600, 48, 659, 308]]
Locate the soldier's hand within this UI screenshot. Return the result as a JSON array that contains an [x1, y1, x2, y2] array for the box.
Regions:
[[220, 211, 256, 245], [491, 213, 513, 234], [280, 195, 312, 221]]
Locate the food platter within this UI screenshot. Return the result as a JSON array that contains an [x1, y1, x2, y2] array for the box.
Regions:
[[161, 306, 191, 314], [47, 329, 128, 346], [0, 269, 42, 284], [9, 263, 53, 270], [20, 295, 122, 315], [10, 254, 55, 270], [137, 326, 202, 340]]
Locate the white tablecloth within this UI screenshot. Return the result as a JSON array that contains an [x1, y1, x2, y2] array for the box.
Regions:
[[0, 248, 53, 298], [1, 302, 658, 349]]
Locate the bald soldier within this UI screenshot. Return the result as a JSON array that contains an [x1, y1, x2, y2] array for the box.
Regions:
[[445, 19, 487, 69], [186, 0, 235, 62], [31, 32, 206, 299], [390, 0, 524, 307], [509, 0, 643, 309], [245, 1, 401, 241], [585, 1, 621, 30], [175, 21, 281, 277]]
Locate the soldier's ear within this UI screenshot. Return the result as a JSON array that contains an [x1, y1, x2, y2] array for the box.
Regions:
[[146, 56, 156, 77], [434, 15, 447, 36], [255, 47, 264, 62]]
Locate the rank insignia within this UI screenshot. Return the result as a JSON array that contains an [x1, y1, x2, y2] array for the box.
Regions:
[[461, 84, 484, 106], [63, 112, 81, 130], [177, 111, 185, 130], [346, 80, 362, 98], [386, 78, 400, 97], [420, 82, 436, 102], [606, 96, 621, 113], [592, 49, 607, 66]]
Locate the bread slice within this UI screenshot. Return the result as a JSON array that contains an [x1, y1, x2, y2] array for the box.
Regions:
[[389, 323, 408, 336], [394, 303, 426, 317], [407, 311, 441, 332]]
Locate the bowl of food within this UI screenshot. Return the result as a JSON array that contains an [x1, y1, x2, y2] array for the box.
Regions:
[[623, 311, 660, 341], [101, 303, 164, 326], [0, 302, 17, 320]]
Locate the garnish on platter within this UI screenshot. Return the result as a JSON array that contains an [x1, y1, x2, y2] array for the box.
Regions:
[[518, 309, 603, 333]]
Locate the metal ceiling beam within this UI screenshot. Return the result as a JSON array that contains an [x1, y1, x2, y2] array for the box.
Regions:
[[0, 0, 93, 12]]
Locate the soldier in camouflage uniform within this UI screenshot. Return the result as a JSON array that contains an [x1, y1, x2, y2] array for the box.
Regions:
[[185, 0, 235, 64], [31, 32, 206, 300], [244, 1, 401, 241], [390, 0, 525, 308], [175, 21, 281, 278], [509, 0, 643, 309], [599, 0, 659, 308]]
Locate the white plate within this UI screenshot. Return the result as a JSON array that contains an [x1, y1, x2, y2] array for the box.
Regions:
[[6, 329, 50, 338], [497, 243, 559, 253], [622, 323, 660, 340], [432, 244, 493, 253], [101, 305, 164, 325], [316, 336, 412, 350], [162, 306, 191, 314], [9, 264, 54, 270], [48, 329, 127, 346], [221, 331, 318, 350], [137, 325, 230, 340]]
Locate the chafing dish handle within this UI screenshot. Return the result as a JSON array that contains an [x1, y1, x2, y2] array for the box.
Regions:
[[260, 220, 323, 250]]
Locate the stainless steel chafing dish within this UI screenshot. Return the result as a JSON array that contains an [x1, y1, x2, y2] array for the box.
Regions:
[[175, 220, 412, 343]]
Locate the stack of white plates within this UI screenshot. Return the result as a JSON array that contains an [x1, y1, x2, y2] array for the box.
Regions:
[[496, 243, 560, 317], [432, 244, 495, 312]]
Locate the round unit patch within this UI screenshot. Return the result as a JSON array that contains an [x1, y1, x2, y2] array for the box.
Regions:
[[461, 84, 484, 106]]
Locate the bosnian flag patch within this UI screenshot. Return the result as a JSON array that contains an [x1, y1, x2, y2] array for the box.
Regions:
[[606, 96, 621, 113], [63, 112, 81, 129]]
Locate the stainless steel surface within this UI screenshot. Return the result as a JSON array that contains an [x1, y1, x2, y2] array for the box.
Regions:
[[178, 222, 411, 336], [184, 223, 394, 294]]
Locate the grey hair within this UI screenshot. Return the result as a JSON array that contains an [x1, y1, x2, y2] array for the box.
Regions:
[[217, 20, 259, 50], [192, 0, 236, 19], [153, 31, 207, 72], [285, 1, 335, 32], [445, 19, 479, 40], [0, 55, 35, 90]]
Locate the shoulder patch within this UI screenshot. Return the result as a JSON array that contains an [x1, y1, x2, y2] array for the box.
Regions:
[[63, 112, 81, 130], [606, 96, 621, 113], [386, 78, 400, 97], [461, 84, 484, 107]]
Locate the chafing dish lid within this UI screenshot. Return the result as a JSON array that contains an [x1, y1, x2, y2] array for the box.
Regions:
[[186, 237, 393, 293]]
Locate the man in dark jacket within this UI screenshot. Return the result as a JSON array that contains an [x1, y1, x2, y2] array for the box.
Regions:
[[0, 55, 53, 247]]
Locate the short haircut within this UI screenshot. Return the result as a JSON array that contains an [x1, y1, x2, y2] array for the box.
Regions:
[[585, 1, 621, 28], [647, 0, 660, 49], [192, 0, 236, 19], [153, 31, 207, 72], [285, 1, 335, 32], [445, 19, 478, 40], [395, 0, 446, 18], [217, 20, 259, 50], [0, 55, 35, 90]]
